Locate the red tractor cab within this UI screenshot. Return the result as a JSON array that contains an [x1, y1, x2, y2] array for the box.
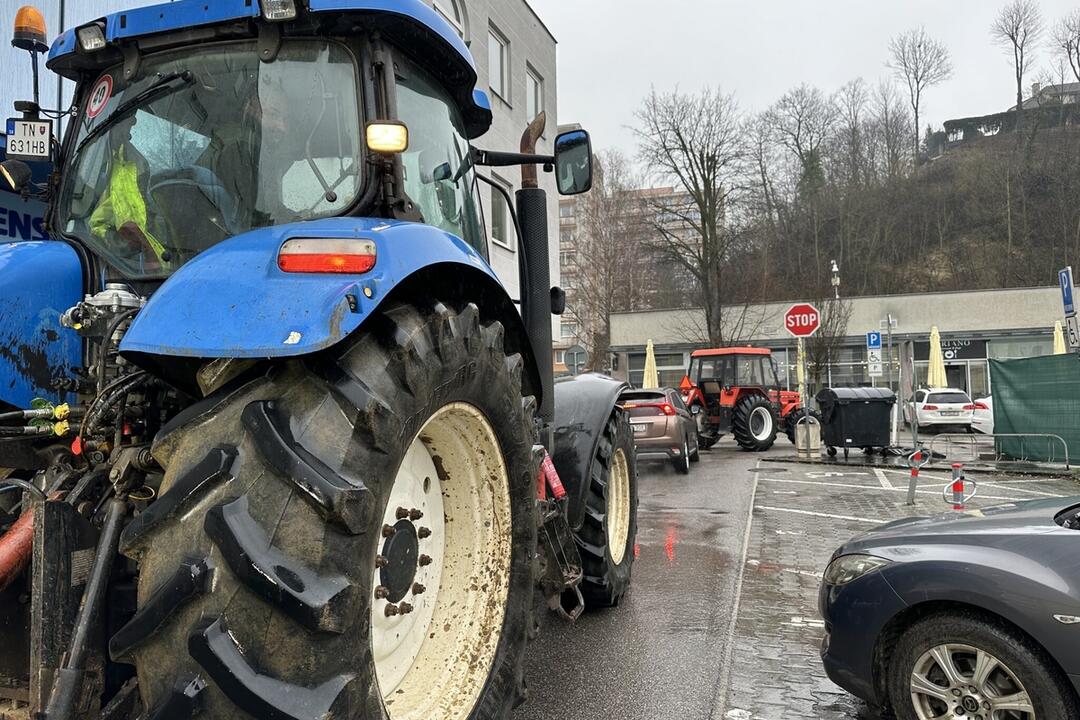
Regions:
[[679, 348, 812, 452]]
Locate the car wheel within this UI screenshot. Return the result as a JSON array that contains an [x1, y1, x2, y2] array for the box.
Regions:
[[689, 434, 700, 463], [672, 438, 690, 475], [887, 612, 1079, 720]]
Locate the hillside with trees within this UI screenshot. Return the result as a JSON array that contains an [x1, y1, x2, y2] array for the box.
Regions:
[[568, 1, 1080, 349]]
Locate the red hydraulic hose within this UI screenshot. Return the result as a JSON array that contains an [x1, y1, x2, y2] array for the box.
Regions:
[[0, 509, 34, 592]]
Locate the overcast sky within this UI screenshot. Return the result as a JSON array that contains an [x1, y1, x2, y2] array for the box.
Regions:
[[529, 0, 1079, 162]]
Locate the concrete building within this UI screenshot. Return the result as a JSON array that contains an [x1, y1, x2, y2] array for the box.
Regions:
[[609, 286, 1068, 400]]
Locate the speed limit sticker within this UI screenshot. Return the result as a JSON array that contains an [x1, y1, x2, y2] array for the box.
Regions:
[[86, 75, 113, 119]]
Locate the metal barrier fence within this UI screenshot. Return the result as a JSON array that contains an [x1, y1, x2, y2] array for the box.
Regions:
[[925, 433, 1070, 470]]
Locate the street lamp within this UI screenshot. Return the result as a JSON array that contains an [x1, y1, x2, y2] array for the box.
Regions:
[[830, 260, 840, 300]]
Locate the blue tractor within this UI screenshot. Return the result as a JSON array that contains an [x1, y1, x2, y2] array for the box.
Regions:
[[0, 2, 639, 718]]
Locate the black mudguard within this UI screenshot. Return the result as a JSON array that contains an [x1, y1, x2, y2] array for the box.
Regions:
[[551, 373, 629, 531]]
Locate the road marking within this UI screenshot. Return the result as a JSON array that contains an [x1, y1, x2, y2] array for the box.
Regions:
[[807, 470, 868, 478], [755, 505, 886, 524], [761, 477, 1031, 503], [978, 481, 1070, 497], [784, 616, 826, 629], [874, 468, 894, 489], [712, 460, 761, 720], [746, 559, 820, 579]]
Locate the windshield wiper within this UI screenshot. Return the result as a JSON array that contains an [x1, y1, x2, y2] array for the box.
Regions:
[[75, 71, 194, 156]]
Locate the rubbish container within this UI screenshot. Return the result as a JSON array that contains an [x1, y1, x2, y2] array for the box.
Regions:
[[816, 387, 896, 459]]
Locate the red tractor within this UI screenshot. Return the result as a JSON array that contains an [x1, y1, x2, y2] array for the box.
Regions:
[[679, 347, 817, 451]]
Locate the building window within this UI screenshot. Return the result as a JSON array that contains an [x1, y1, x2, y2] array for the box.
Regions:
[[561, 322, 578, 339], [526, 66, 544, 125], [559, 204, 574, 219], [559, 251, 575, 267], [433, 0, 465, 38], [489, 174, 513, 250], [488, 26, 509, 101], [555, 350, 565, 364], [560, 229, 573, 244]]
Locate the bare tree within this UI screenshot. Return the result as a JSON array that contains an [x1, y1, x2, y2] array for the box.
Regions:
[[888, 27, 953, 160], [767, 84, 837, 194], [992, 0, 1044, 123], [870, 79, 913, 181], [1054, 9, 1080, 82], [803, 296, 853, 389], [834, 78, 870, 187], [633, 87, 746, 346], [563, 149, 651, 367]]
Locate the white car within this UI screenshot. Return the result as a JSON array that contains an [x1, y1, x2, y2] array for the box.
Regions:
[[902, 388, 975, 431], [971, 395, 994, 434]]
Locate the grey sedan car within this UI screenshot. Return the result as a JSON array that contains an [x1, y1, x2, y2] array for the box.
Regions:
[[820, 497, 1080, 720]]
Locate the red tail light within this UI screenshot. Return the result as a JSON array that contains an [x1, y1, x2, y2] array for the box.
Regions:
[[278, 238, 377, 274], [973, 402, 989, 410], [922, 405, 939, 411], [962, 404, 976, 411], [661, 403, 676, 416]]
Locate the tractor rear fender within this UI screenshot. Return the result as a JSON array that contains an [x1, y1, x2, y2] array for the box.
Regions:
[[120, 218, 540, 401], [551, 373, 630, 530]]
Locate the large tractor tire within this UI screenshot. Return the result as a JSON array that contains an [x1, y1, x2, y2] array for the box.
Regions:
[[577, 410, 638, 608], [731, 395, 778, 452], [113, 301, 538, 720], [784, 408, 822, 445]]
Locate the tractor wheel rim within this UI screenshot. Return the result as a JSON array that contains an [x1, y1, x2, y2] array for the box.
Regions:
[[607, 447, 631, 565], [909, 643, 1034, 720], [750, 407, 772, 440], [373, 402, 512, 720]]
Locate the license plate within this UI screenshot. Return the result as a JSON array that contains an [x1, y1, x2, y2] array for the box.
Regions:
[[4, 118, 52, 161], [632, 423, 647, 435], [940, 411, 959, 417]]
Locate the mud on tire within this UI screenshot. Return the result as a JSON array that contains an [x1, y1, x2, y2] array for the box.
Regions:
[[577, 411, 638, 608], [113, 300, 538, 720]]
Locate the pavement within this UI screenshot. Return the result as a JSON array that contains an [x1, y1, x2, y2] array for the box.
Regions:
[[515, 435, 1080, 720]]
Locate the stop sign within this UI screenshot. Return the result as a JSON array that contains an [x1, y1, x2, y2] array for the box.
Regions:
[[784, 303, 821, 338]]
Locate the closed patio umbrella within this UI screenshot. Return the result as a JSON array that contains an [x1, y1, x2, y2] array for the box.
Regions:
[[926, 326, 947, 389], [1054, 320, 1067, 355], [642, 339, 659, 389]]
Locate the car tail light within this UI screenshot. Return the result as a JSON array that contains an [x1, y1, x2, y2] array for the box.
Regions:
[[962, 404, 976, 411], [278, 238, 376, 274], [922, 405, 938, 411], [973, 402, 989, 410], [661, 403, 675, 416]]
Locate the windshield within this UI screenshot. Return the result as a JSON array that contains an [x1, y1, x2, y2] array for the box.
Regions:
[[56, 40, 362, 278]]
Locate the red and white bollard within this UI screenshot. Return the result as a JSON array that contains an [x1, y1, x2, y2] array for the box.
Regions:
[[951, 463, 965, 511]]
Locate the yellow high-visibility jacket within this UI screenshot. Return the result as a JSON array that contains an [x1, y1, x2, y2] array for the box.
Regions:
[[89, 145, 168, 262]]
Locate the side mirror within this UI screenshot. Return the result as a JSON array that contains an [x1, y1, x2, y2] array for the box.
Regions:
[[0, 160, 32, 192], [553, 129, 592, 196]]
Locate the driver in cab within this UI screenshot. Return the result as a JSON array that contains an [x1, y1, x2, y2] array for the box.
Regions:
[[89, 114, 171, 272]]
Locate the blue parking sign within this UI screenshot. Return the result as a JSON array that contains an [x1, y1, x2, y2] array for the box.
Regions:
[[866, 332, 882, 350], [1061, 267, 1075, 316]]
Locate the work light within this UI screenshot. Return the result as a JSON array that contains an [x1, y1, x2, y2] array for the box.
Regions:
[[76, 23, 106, 52], [262, 0, 298, 21], [366, 122, 409, 154]]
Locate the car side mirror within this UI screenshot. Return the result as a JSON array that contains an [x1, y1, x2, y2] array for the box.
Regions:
[[553, 129, 592, 196]]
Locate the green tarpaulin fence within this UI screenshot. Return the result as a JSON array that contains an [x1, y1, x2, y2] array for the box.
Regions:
[[989, 355, 1080, 463]]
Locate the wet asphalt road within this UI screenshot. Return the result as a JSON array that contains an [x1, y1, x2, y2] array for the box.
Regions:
[[514, 437, 1080, 720], [516, 439, 759, 720]]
